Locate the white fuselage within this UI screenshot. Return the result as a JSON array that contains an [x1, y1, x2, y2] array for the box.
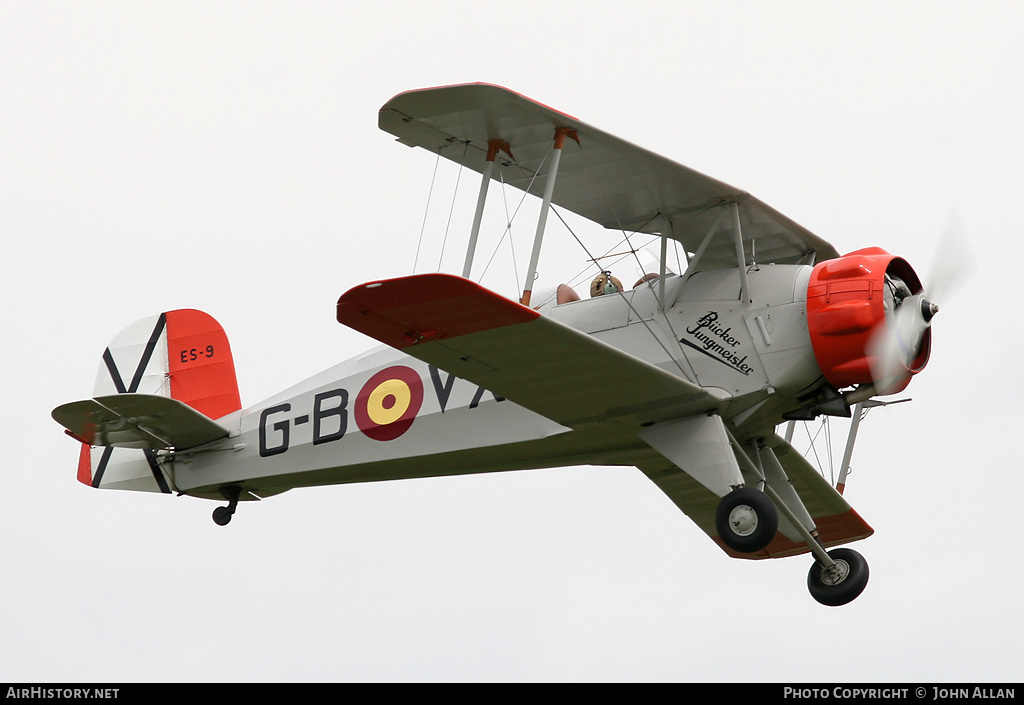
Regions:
[[171, 265, 821, 500]]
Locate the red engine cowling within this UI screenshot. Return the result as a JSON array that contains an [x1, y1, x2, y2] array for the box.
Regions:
[[806, 247, 931, 393]]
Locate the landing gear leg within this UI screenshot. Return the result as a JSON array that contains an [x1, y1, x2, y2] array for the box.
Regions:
[[212, 485, 241, 526], [807, 548, 869, 606]]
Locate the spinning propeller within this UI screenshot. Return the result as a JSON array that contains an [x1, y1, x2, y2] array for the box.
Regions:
[[867, 213, 973, 394]]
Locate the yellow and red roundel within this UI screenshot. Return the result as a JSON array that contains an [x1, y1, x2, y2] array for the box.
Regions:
[[354, 366, 424, 441]]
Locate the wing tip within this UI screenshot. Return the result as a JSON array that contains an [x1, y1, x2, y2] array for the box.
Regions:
[[379, 83, 580, 122], [715, 508, 874, 560], [337, 273, 539, 350]]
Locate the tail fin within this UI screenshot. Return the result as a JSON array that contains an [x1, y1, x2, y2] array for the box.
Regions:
[[67, 309, 241, 493], [95, 309, 241, 418]]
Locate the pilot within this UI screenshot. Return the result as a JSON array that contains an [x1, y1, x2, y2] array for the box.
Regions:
[[590, 271, 623, 297]]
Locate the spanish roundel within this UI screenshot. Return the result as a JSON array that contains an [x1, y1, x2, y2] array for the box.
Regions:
[[354, 366, 424, 441]]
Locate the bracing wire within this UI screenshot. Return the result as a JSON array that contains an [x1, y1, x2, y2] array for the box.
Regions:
[[412, 149, 442, 274], [539, 210, 663, 305], [500, 170, 522, 294], [436, 140, 470, 272], [478, 148, 550, 289], [545, 204, 692, 380], [801, 419, 828, 479], [797, 416, 847, 484]]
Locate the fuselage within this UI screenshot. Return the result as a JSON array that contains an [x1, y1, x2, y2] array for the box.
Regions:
[[172, 264, 822, 501]]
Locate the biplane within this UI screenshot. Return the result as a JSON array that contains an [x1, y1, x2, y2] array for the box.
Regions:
[[52, 83, 948, 606]]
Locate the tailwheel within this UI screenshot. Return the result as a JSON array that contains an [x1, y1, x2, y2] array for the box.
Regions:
[[212, 485, 241, 526], [807, 548, 869, 606], [212, 506, 234, 526], [714, 488, 779, 553]]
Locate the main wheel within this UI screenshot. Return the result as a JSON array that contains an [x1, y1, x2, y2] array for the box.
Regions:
[[714, 488, 778, 553], [807, 548, 869, 606]]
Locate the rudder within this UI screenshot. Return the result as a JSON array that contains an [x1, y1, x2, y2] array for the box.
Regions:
[[77, 309, 241, 493]]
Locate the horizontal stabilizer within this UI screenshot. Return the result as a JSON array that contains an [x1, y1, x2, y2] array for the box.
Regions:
[[52, 393, 231, 451], [338, 273, 715, 429]]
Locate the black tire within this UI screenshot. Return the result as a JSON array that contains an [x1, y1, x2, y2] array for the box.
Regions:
[[212, 506, 233, 526], [714, 488, 779, 553], [807, 548, 869, 606]]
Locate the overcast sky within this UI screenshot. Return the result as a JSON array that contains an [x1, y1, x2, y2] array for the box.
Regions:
[[2, 1, 1021, 682]]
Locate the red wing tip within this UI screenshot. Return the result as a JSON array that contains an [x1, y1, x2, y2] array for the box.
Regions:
[[337, 273, 539, 350], [715, 508, 874, 560]]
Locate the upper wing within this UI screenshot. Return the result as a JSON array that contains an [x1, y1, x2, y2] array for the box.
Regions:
[[52, 393, 231, 451], [337, 273, 716, 429], [379, 83, 839, 271]]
